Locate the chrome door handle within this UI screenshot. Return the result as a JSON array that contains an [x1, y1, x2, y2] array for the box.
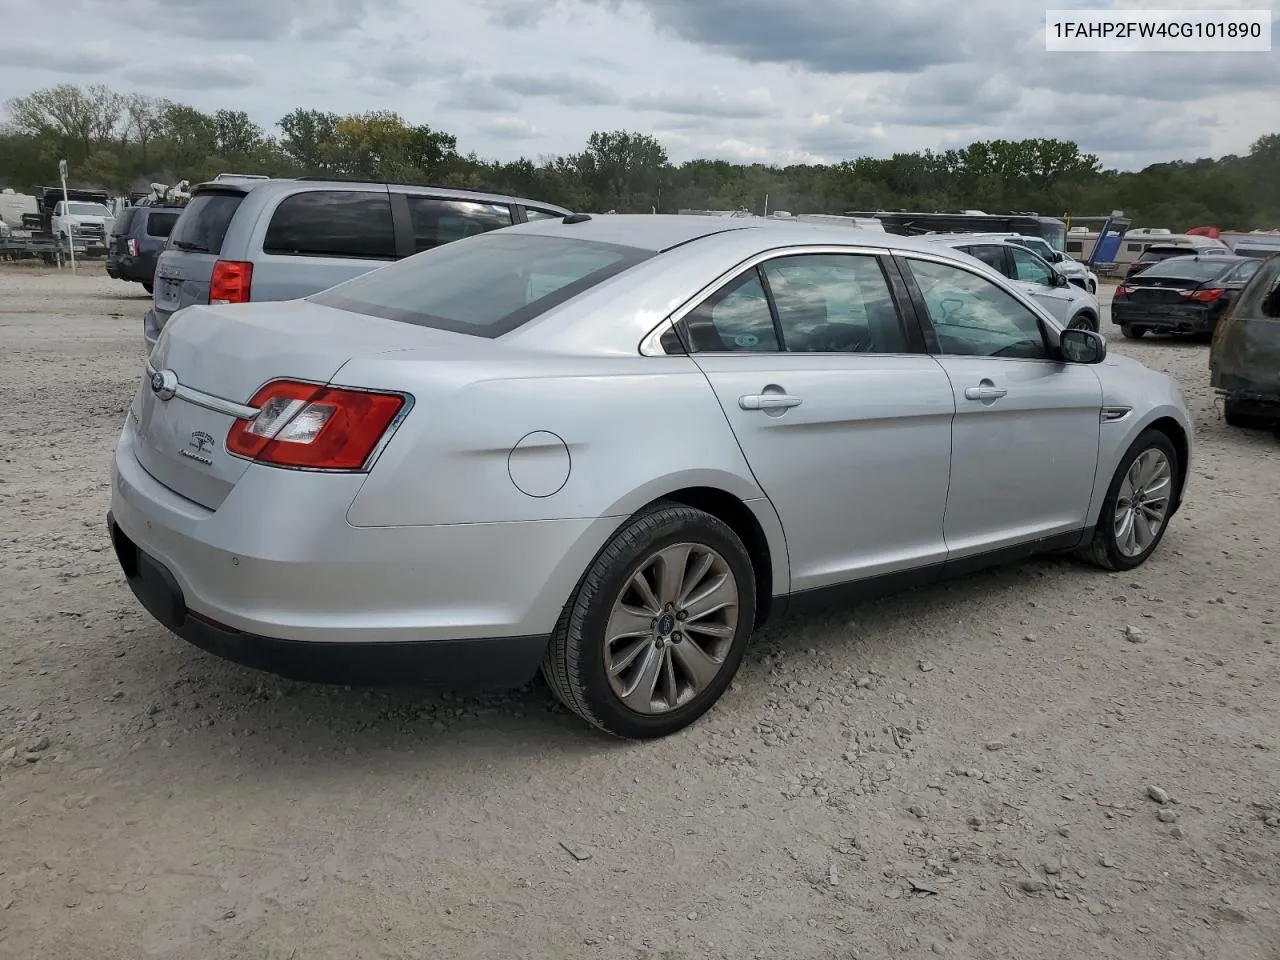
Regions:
[[963, 384, 1007, 402], [739, 394, 802, 411]]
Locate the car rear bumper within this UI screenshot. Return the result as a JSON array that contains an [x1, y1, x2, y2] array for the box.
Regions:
[[1111, 303, 1217, 333], [107, 515, 548, 686], [108, 423, 622, 686]]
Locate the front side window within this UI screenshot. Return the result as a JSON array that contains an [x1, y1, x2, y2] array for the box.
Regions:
[[1009, 245, 1054, 285], [263, 190, 395, 260], [760, 253, 908, 353], [683, 270, 780, 352], [906, 258, 1048, 360], [403, 196, 512, 253]]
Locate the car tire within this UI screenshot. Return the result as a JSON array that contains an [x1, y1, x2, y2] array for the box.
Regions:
[[1068, 312, 1098, 332], [1076, 428, 1180, 572], [1223, 398, 1265, 430], [542, 501, 757, 739], [142, 281, 154, 295], [1120, 325, 1145, 340]]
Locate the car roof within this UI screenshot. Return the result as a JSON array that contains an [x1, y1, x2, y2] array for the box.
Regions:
[[1145, 253, 1250, 266], [923, 235, 1030, 250], [512, 213, 952, 254], [188, 175, 569, 212]]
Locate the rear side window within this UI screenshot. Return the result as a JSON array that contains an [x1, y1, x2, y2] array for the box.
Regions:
[[402, 196, 512, 253], [962, 244, 1007, 274], [1232, 257, 1280, 319], [311, 233, 652, 338], [263, 190, 395, 260], [524, 208, 562, 222], [144, 211, 179, 238], [110, 208, 138, 236], [169, 191, 244, 255]]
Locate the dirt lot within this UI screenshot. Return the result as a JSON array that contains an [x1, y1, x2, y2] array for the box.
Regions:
[[1, 265, 1277, 960]]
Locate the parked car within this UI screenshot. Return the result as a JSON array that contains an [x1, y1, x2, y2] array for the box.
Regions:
[[922, 232, 1098, 293], [924, 235, 1102, 330], [109, 215, 1193, 739], [143, 177, 571, 351], [1112, 254, 1261, 340], [1210, 253, 1280, 431], [1124, 242, 1233, 279], [105, 204, 183, 293]]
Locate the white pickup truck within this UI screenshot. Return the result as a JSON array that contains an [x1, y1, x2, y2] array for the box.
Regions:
[[50, 198, 113, 256]]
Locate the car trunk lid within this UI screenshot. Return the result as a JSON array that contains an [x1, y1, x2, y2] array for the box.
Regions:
[[1122, 274, 1210, 304], [131, 299, 445, 510], [152, 188, 247, 332]]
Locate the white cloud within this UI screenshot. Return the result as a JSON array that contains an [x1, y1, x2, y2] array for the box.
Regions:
[[0, 0, 1276, 169]]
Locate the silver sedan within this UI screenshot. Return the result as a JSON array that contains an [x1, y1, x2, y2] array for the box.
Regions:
[[108, 215, 1194, 739]]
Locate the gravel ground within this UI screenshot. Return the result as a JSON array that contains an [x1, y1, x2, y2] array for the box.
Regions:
[[1, 265, 1278, 960]]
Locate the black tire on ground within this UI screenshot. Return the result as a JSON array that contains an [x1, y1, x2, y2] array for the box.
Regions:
[[1120, 325, 1145, 340], [142, 281, 154, 294], [1068, 312, 1098, 332], [541, 501, 757, 739], [1075, 428, 1180, 572], [1223, 398, 1266, 430]]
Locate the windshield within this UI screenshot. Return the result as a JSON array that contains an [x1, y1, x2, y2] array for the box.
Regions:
[[1135, 259, 1229, 281], [167, 191, 244, 254], [1040, 221, 1066, 253], [311, 233, 654, 338], [64, 202, 109, 216]]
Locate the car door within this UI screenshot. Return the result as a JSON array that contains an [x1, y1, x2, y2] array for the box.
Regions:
[[253, 188, 397, 301], [1008, 244, 1074, 322], [896, 252, 1103, 559], [676, 248, 956, 592]]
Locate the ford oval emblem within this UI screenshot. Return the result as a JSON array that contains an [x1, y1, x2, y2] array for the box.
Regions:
[[150, 368, 178, 401]]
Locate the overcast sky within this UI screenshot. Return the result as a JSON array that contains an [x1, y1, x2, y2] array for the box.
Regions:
[[2, 0, 1278, 170]]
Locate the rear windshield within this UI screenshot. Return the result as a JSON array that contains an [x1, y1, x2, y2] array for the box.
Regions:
[[110, 208, 138, 236], [311, 233, 653, 338], [145, 211, 180, 238], [168, 191, 244, 255], [1134, 259, 1228, 281], [1140, 247, 1193, 261]]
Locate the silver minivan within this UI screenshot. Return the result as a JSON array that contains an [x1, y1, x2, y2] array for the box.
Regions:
[[144, 177, 571, 350]]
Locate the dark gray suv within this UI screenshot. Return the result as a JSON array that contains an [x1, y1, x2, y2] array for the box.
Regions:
[[144, 177, 571, 350], [106, 204, 183, 294]]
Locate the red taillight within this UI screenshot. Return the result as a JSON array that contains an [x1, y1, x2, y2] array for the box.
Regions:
[[1179, 287, 1225, 302], [209, 259, 253, 305], [1114, 285, 1132, 298], [226, 380, 406, 471], [127, 238, 139, 257]]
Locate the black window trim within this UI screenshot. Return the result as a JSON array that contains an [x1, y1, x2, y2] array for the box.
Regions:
[[891, 251, 1063, 364], [666, 248, 929, 357]]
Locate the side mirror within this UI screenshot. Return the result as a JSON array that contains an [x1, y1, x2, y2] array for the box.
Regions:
[[1060, 328, 1106, 364]]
